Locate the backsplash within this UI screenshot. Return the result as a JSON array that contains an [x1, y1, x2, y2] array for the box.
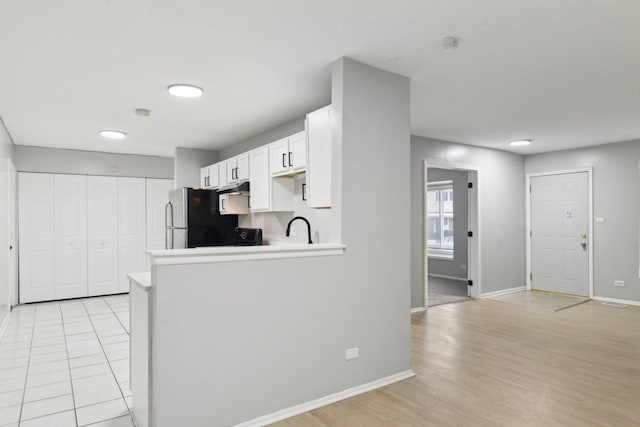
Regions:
[[239, 176, 337, 244]]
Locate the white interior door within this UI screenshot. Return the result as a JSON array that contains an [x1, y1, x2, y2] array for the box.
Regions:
[[146, 178, 172, 259], [53, 175, 88, 300], [18, 173, 55, 303], [531, 172, 589, 296], [118, 177, 146, 292], [88, 176, 119, 296], [8, 160, 17, 306]]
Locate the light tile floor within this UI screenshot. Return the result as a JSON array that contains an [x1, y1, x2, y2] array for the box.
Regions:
[[0, 295, 135, 427]]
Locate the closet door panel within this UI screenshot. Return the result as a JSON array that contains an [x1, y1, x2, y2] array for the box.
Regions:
[[18, 173, 55, 303], [53, 175, 88, 300], [88, 176, 119, 296], [118, 177, 146, 292]]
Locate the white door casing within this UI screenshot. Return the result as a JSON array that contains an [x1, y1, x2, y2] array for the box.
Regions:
[[118, 177, 146, 292], [7, 160, 17, 307], [18, 173, 55, 303], [88, 176, 119, 296], [53, 174, 88, 300], [530, 171, 590, 297]]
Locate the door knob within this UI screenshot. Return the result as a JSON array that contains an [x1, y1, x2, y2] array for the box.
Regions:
[[580, 233, 587, 239]]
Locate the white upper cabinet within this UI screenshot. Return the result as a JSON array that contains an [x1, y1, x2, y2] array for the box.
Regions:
[[201, 163, 220, 189], [269, 131, 306, 177], [225, 153, 250, 185], [249, 146, 294, 212], [306, 105, 332, 208]]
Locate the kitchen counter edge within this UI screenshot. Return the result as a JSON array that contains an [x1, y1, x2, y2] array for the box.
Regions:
[[127, 272, 152, 292], [146, 243, 346, 266]]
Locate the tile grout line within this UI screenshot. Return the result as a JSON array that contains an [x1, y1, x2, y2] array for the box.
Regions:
[[61, 301, 82, 427], [17, 305, 37, 424], [82, 297, 133, 424]]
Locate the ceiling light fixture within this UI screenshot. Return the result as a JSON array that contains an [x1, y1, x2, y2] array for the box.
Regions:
[[100, 130, 127, 140], [168, 84, 204, 98], [509, 139, 532, 146]]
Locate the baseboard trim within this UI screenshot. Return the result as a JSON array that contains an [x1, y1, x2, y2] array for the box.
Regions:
[[428, 274, 467, 281], [410, 307, 426, 314], [592, 296, 640, 307], [235, 370, 416, 427], [481, 286, 526, 299], [0, 309, 11, 341]]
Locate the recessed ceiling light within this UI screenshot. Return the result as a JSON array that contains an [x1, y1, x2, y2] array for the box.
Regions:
[[100, 130, 127, 140], [509, 139, 531, 146], [168, 84, 204, 98]]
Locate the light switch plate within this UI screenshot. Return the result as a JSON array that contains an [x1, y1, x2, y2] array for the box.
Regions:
[[614, 280, 625, 287], [596, 217, 605, 223]]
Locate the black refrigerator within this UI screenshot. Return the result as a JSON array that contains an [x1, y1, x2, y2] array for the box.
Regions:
[[165, 188, 238, 249]]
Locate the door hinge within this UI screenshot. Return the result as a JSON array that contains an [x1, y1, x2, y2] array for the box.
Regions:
[[529, 185, 532, 193], [530, 229, 532, 237], [467, 231, 473, 237], [467, 280, 473, 286], [530, 273, 533, 281], [468, 182, 473, 189]]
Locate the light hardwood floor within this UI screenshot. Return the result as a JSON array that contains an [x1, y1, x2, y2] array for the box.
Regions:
[[271, 299, 640, 426]]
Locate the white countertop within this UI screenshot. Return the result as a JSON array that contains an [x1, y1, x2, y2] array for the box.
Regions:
[[127, 272, 151, 291], [146, 243, 346, 266]]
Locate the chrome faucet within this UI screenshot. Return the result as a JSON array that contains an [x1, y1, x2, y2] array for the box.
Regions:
[[286, 216, 313, 244]]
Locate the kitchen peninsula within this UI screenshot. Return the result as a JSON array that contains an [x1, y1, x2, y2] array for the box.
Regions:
[[127, 58, 412, 427]]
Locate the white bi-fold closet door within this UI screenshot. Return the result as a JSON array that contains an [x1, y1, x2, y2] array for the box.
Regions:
[[20, 173, 171, 303], [19, 173, 88, 303]]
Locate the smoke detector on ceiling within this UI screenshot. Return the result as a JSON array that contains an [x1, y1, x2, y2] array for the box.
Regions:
[[441, 36, 458, 50]]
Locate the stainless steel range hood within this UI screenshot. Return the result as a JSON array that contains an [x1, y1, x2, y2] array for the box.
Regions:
[[217, 181, 250, 195]]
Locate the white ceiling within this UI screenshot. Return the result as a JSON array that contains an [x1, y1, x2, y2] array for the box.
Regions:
[[0, 0, 638, 157]]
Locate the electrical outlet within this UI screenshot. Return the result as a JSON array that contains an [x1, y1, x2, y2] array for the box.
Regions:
[[614, 280, 625, 287], [345, 347, 359, 361], [460, 264, 467, 270], [289, 226, 296, 236]]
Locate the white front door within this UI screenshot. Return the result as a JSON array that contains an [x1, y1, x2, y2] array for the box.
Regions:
[[530, 172, 589, 296]]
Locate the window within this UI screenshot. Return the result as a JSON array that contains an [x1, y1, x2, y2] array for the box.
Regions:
[[427, 180, 454, 258]]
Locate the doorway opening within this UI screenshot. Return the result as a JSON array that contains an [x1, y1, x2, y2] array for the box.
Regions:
[[423, 161, 480, 308]]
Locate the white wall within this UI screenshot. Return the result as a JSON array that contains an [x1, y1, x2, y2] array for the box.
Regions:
[[15, 146, 173, 178], [427, 168, 469, 279], [151, 57, 411, 426], [411, 136, 526, 307], [525, 139, 640, 303], [174, 147, 218, 188], [0, 119, 15, 331]]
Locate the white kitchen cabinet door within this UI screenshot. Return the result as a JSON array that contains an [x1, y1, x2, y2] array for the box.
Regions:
[[88, 176, 119, 296], [19, 173, 56, 303], [236, 153, 249, 181], [200, 166, 209, 188], [269, 138, 290, 176], [209, 163, 220, 188], [289, 131, 306, 172], [146, 178, 172, 254], [225, 158, 236, 184], [218, 161, 228, 188], [53, 174, 88, 300], [118, 177, 147, 293], [306, 105, 333, 208], [249, 147, 270, 211]]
